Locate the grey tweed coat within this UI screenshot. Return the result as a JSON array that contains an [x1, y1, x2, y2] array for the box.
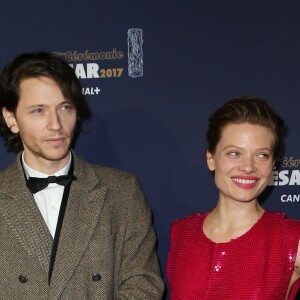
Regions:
[[0, 153, 164, 299]]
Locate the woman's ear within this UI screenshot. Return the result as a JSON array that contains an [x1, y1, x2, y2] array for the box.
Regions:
[[2, 107, 19, 133], [206, 150, 215, 171]]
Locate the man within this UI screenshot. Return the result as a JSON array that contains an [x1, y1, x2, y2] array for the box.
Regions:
[[0, 52, 164, 299]]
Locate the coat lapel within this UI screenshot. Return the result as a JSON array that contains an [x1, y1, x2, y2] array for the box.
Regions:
[[0, 156, 52, 274], [50, 156, 107, 299]]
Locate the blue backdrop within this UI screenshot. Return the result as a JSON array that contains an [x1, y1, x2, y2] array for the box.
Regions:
[[1, 1, 300, 298]]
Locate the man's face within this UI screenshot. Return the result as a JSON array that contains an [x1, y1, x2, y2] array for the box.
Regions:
[[3, 76, 77, 173]]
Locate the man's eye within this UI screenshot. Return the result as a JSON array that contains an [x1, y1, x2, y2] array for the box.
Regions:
[[32, 108, 43, 113], [61, 104, 73, 111]]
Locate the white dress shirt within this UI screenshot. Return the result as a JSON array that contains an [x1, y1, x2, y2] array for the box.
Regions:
[[22, 152, 72, 238]]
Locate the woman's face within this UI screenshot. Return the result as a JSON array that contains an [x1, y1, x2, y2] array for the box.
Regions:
[[206, 123, 275, 204]]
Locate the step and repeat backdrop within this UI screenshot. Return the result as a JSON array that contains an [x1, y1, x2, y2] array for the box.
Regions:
[[1, 1, 300, 297]]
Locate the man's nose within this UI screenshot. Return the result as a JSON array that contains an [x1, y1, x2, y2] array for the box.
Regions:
[[47, 112, 62, 131]]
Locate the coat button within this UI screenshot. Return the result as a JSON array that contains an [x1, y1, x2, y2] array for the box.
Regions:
[[92, 272, 101, 282], [19, 274, 28, 283]]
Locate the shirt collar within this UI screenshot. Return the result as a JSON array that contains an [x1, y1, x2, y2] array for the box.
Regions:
[[22, 152, 72, 179]]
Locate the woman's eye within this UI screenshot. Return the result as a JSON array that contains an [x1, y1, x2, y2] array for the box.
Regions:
[[228, 151, 240, 157], [257, 153, 270, 159]]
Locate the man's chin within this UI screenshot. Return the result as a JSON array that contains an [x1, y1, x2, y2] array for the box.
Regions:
[[42, 149, 71, 162], [45, 151, 70, 161]]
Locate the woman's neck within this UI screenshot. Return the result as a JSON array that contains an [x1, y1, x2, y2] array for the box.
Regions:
[[203, 200, 264, 243]]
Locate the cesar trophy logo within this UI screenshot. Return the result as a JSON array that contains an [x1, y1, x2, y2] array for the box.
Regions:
[[128, 28, 143, 78]]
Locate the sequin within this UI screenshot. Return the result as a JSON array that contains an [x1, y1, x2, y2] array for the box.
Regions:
[[214, 265, 221, 272], [167, 210, 300, 299]]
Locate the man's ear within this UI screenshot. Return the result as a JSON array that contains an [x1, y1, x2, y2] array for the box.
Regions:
[[206, 150, 215, 171], [2, 107, 19, 133]]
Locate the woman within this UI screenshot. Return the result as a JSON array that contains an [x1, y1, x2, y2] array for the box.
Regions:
[[167, 96, 300, 299]]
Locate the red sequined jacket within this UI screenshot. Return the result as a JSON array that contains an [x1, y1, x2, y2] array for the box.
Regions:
[[167, 211, 300, 299]]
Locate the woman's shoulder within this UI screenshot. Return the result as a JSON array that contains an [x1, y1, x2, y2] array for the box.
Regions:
[[265, 210, 300, 235], [169, 212, 208, 243], [171, 212, 208, 232], [282, 213, 300, 232]]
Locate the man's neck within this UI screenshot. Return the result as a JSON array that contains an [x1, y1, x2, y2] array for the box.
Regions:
[[22, 151, 72, 175]]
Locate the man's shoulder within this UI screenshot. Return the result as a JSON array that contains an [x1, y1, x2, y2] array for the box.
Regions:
[[74, 156, 137, 186], [0, 156, 21, 178], [90, 164, 137, 186]]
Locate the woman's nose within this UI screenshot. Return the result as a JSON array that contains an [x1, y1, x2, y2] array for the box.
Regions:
[[238, 156, 257, 173]]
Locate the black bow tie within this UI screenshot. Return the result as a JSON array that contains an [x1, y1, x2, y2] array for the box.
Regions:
[[26, 175, 76, 194]]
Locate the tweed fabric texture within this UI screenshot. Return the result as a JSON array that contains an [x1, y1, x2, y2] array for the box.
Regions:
[[167, 211, 300, 300], [0, 153, 164, 299]]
